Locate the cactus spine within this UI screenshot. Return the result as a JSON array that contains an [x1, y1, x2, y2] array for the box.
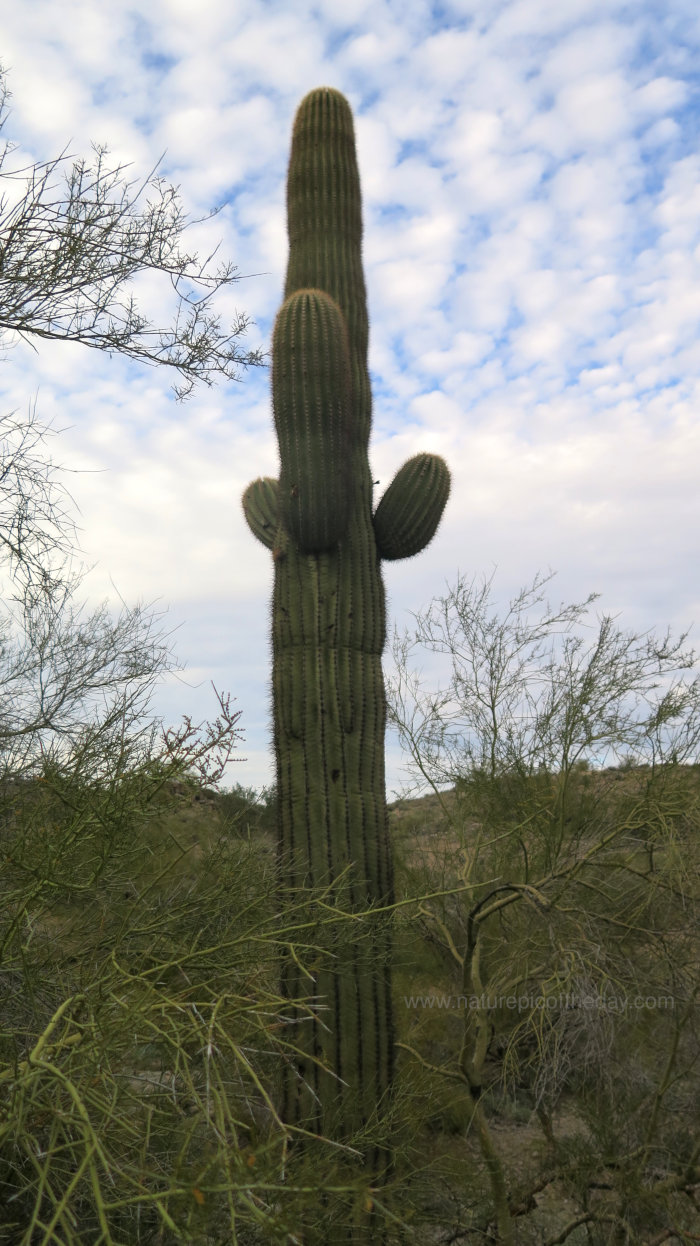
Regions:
[[243, 88, 450, 1175]]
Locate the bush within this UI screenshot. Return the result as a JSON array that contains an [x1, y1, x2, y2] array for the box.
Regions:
[[387, 571, 700, 1242]]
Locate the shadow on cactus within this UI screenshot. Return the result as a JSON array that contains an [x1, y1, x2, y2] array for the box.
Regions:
[[242, 84, 450, 1212]]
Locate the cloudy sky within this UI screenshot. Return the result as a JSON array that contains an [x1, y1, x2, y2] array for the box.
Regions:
[[1, 0, 698, 795]]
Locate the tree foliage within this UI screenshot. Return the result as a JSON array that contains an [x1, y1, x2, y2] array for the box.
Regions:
[[0, 67, 263, 400], [388, 569, 700, 793], [387, 571, 700, 1243]]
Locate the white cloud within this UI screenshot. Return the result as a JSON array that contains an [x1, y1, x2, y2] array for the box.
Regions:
[[414, 28, 481, 87], [633, 76, 689, 116], [540, 24, 639, 87]]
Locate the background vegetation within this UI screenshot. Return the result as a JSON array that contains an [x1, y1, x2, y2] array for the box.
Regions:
[[2, 563, 699, 1243], [384, 571, 700, 1244]]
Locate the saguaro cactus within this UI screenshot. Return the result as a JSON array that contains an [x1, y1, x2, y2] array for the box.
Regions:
[[243, 88, 450, 1170]]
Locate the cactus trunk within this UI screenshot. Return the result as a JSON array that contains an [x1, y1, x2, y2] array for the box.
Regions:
[[273, 538, 393, 1149], [243, 86, 451, 1228]]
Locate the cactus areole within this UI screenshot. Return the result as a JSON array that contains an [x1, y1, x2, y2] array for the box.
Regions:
[[243, 88, 450, 1159]]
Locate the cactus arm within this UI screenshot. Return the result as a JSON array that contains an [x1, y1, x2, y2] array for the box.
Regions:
[[273, 288, 353, 552], [242, 477, 279, 549], [373, 452, 451, 561]]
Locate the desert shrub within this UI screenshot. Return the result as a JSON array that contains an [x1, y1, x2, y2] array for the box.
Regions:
[[387, 571, 700, 1242]]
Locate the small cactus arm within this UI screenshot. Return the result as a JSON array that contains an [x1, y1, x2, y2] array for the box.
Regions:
[[242, 87, 450, 1180]]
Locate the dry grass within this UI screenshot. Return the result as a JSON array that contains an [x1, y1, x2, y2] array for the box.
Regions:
[[2, 769, 698, 1243]]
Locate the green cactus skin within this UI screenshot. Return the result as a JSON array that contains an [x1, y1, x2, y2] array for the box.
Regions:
[[374, 452, 452, 561], [242, 477, 278, 550], [243, 87, 450, 1182], [273, 289, 353, 550]]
